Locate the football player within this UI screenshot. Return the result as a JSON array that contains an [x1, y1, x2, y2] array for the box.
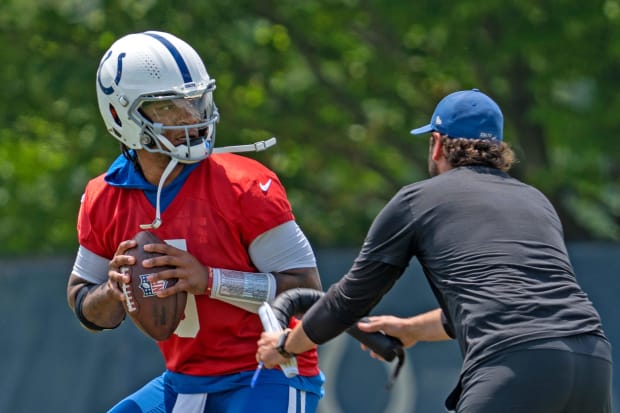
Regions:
[[66, 31, 324, 413]]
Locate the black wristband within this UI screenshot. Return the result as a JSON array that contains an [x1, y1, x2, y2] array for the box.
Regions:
[[276, 329, 296, 358], [74, 284, 118, 331]]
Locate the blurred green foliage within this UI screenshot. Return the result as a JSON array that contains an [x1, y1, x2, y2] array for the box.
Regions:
[[0, 0, 619, 256]]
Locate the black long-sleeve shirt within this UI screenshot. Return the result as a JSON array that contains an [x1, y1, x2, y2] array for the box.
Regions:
[[303, 166, 608, 376]]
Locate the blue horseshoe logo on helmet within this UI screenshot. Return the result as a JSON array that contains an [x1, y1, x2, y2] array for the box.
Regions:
[[97, 50, 126, 96]]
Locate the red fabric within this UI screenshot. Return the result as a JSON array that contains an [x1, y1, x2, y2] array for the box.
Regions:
[[77, 153, 319, 376]]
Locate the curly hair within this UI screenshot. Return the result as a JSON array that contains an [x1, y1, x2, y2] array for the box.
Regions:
[[439, 135, 516, 172]]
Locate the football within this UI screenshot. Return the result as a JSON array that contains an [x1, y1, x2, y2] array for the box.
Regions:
[[120, 231, 187, 341]]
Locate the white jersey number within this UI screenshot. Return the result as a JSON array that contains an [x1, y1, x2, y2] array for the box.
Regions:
[[173, 294, 200, 338]]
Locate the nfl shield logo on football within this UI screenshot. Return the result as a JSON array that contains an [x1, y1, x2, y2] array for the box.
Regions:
[[138, 274, 168, 297]]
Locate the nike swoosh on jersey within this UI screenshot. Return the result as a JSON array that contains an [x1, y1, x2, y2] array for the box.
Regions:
[[259, 179, 272, 192]]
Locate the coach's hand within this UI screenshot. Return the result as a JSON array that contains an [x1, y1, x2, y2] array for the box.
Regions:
[[358, 309, 452, 358], [357, 315, 418, 360], [256, 331, 289, 368]]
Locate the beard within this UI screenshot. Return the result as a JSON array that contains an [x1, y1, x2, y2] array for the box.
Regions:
[[428, 138, 439, 177], [428, 158, 439, 177]]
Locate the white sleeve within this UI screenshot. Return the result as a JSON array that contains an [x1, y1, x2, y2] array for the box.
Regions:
[[71, 246, 109, 284], [248, 220, 317, 273]]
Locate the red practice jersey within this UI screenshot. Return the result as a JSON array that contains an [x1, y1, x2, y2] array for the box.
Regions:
[[77, 153, 320, 376]]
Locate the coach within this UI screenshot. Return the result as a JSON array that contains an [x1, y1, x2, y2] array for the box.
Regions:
[[257, 89, 613, 413]]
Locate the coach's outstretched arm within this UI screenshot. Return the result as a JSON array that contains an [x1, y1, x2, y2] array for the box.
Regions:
[[257, 257, 410, 367], [256, 307, 453, 368]]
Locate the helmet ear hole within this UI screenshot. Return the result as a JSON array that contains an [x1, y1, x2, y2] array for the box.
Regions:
[[109, 104, 122, 127]]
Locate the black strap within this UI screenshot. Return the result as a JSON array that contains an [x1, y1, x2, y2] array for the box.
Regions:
[[74, 284, 115, 331], [387, 347, 405, 390]]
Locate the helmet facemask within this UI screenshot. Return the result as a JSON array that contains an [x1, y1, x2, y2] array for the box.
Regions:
[[131, 79, 219, 164]]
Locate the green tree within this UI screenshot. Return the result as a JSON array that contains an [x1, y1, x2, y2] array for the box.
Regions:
[[0, 0, 618, 257]]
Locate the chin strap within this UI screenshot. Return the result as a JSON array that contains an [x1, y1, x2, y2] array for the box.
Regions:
[[140, 158, 179, 230], [139, 137, 278, 230], [212, 137, 277, 154]]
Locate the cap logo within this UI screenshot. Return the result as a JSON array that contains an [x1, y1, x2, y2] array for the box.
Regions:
[[410, 90, 503, 141]]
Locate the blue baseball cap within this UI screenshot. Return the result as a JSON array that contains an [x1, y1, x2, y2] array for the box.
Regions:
[[410, 89, 503, 141]]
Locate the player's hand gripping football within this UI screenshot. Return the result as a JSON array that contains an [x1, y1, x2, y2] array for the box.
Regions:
[[109, 231, 189, 341], [139, 242, 209, 297], [107, 238, 139, 303]]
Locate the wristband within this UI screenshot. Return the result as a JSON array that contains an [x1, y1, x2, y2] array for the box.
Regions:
[[205, 266, 214, 296], [74, 284, 119, 331], [209, 268, 276, 304]]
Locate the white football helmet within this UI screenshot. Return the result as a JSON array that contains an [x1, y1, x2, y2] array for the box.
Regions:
[[96, 30, 219, 164]]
